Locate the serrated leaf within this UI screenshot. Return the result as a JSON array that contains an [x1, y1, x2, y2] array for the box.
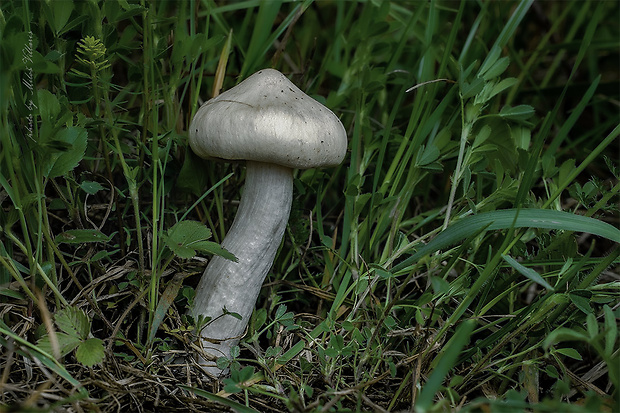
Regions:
[[191, 240, 237, 262], [55, 307, 90, 339], [55, 229, 111, 244], [230, 345, 240, 358], [165, 221, 236, 261], [45, 127, 88, 178], [275, 304, 287, 320], [37, 332, 82, 357], [75, 338, 105, 366], [165, 221, 211, 259], [38, 89, 61, 122]]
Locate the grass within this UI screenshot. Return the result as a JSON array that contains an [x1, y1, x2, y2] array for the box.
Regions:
[[1, 0, 619, 411]]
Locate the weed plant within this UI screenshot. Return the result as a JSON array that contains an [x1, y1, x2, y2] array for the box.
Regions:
[[0, 1, 619, 412]]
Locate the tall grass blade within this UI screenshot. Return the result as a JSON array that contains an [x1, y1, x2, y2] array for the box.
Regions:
[[179, 385, 260, 413], [393, 209, 620, 274], [415, 320, 476, 412]]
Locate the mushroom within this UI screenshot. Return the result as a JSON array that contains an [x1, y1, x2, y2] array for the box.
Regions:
[[188, 68, 347, 375]]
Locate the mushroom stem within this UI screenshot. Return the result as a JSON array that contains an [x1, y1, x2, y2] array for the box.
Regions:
[[191, 160, 293, 375]]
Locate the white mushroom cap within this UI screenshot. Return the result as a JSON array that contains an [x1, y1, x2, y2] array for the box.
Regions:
[[189, 68, 347, 169]]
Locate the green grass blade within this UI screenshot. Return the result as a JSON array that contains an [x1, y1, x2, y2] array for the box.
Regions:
[[544, 75, 601, 156], [147, 273, 187, 345], [393, 209, 620, 274], [543, 124, 620, 209], [478, 0, 534, 73], [415, 320, 476, 412], [240, 0, 282, 77], [179, 384, 260, 413], [502, 254, 554, 291]]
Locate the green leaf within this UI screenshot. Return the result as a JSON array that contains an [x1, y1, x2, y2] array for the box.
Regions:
[[80, 181, 105, 195], [499, 105, 535, 121], [415, 144, 440, 166], [490, 77, 518, 99], [586, 312, 598, 339], [37, 333, 81, 357], [604, 305, 617, 357], [55, 229, 111, 244], [165, 221, 236, 261], [0, 320, 85, 391], [275, 304, 287, 320], [502, 254, 554, 290], [46, 127, 88, 178], [55, 307, 90, 339], [543, 327, 589, 350], [191, 241, 237, 262], [37, 89, 61, 122], [545, 365, 559, 379], [478, 0, 534, 75], [460, 76, 485, 99], [239, 365, 254, 382], [177, 146, 209, 196], [556, 347, 583, 361], [75, 338, 105, 366], [223, 380, 243, 394], [569, 290, 593, 314], [430, 276, 451, 295], [472, 124, 492, 149], [478, 46, 501, 78], [51, 0, 74, 34], [482, 56, 510, 80], [0, 288, 25, 300], [230, 345, 241, 359]]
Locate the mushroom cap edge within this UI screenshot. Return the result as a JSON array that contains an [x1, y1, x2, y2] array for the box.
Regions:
[[189, 69, 348, 170]]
